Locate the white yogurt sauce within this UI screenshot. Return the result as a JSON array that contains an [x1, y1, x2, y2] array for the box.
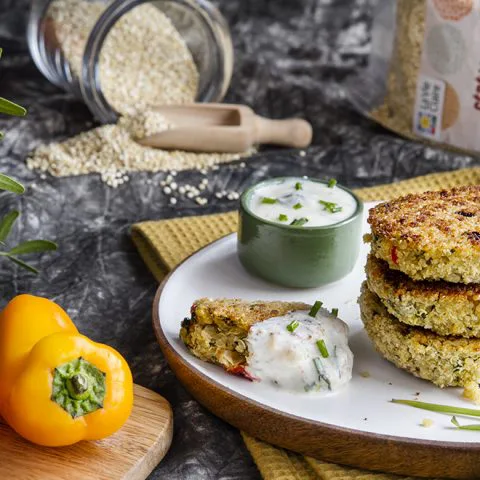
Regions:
[[245, 309, 353, 393], [248, 177, 357, 227]]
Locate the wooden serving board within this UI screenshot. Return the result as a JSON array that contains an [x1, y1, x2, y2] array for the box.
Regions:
[[0, 384, 173, 480]]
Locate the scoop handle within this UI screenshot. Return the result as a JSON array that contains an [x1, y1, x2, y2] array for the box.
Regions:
[[253, 116, 313, 149]]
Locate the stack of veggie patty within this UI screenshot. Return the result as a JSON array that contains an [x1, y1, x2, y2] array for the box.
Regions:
[[180, 298, 309, 371], [360, 186, 480, 388]]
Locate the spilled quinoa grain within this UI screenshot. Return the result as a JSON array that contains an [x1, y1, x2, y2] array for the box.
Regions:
[[27, 110, 253, 188]]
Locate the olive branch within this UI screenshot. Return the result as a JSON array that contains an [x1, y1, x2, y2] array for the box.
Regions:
[[0, 49, 57, 273]]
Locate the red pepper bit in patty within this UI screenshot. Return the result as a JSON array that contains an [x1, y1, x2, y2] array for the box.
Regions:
[[391, 246, 398, 265], [227, 365, 258, 381]]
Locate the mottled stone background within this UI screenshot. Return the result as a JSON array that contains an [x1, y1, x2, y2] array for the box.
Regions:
[[0, 0, 477, 478]]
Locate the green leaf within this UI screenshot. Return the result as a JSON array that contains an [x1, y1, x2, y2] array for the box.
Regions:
[[6, 255, 39, 274], [9, 240, 58, 256], [0, 174, 25, 194], [0, 97, 26, 117], [0, 210, 19, 243]]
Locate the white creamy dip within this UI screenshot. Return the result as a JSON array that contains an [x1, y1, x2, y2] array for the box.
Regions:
[[245, 309, 353, 393], [248, 177, 357, 227]]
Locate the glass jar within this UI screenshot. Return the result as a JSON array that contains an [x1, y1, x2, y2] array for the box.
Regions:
[[27, 0, 233, 123]]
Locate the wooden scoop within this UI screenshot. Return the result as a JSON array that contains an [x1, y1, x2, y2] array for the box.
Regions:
[[137, 103, 313, 153]]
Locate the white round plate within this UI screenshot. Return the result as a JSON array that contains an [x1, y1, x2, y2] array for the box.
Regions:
[[153, 202, 480, 478]]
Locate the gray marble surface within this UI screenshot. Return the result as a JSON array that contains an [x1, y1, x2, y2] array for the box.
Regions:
[[0, 0, 479, 479]]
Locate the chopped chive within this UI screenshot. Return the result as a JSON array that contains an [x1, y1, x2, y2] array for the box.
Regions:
[[313, 358, 332, 390], [308, 300, 323, 317], [293, 202, 303, 210], [319, 200, 343, 213], [295, 182, 302, 191], [316, 339, 329, 358], [331, 308, 338, 317], [286, 320, 299, 333], [278, 213, 288, 222], [262, 197, 277, 204], [391, 399, 480, 417], [328, 178, 337, 188], [451, 416, 480, 430], [290, 217, 309, 227]]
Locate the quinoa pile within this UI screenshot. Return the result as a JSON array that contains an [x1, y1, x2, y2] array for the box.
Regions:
[[361, 187, 480, 402], [27, 110, 251, 188]]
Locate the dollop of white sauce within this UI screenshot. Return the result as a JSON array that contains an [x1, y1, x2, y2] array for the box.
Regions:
[[245, 310, 353, 393], [248, 177, 357, 227]]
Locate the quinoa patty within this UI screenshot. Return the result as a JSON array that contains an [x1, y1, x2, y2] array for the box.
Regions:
[[367, 186, 480, 283], [365, 254, 480, 338], [359, 283, 480, 387], [180, 298, 309, 372]]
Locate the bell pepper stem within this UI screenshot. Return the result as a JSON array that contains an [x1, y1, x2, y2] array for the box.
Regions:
[[52, 357, 106, 418], [66, 374, 89, 399]]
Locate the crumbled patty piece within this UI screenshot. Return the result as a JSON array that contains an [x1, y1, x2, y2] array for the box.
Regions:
[[180, 298, 309, 370], [365, 255, 480, 338], [367, 186, 480, 283], [359, 283, 480, 388]]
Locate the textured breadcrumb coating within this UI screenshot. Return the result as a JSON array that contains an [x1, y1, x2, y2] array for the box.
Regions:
[[367, 186, 480, 283], [365, 255, 480, 338], [180, 298, 309, 370], [359, 283, 480, 388]]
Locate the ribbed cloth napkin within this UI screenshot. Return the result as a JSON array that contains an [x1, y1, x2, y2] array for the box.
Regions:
[[131, 167, 480, 480]]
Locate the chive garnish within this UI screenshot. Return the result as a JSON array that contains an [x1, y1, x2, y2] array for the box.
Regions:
[[295, 182, 302, 191], [328, 178, 337, 188], [451, 417, 480, 430], [331, 308, 338, 317], [309, 300, 323, 317], [278, 213, 288, 222], [316, 339, 329, 358], [286, 320, 299, 333], [391, 399, 480, 417], [262, 197, 277, 204], [290, 217, 309, 226], [293, 202, 303, 210], [319, 200, 342, 213], [313, 358, 332, 390]]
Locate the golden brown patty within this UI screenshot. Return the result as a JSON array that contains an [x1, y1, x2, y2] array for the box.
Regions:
[[180, 298, 309, 371], [359, 283, 480, 387], [367, 186, 480, 283], [365, 254, 480, 338]]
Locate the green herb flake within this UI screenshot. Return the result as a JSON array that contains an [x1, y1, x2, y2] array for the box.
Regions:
[[316, 339, 329, 358], [286, 320, 299, 333], [328, 178, 337, 188], [319, 200, 343, 214], [290, 217, 309, 227], [295, 182, 303, 191], [278, 213, 288, 222], [293, 203, 303, 210], [262, 197, 277, 205], [331, 308, 338, 317], [308, 300, 323, 317]]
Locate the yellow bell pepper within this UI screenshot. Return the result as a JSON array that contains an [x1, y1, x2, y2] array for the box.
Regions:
[[0, 294, 78, 408], [0, 295, 133, 447]]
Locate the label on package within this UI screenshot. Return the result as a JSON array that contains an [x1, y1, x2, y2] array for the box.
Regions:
[[414, 75, 446, 141]]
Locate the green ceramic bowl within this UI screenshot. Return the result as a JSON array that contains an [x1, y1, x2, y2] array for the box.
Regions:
[[237, 177, 364, 288]]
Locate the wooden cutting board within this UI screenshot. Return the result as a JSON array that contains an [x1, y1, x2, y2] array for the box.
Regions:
[[0, 384, 173, 480]]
